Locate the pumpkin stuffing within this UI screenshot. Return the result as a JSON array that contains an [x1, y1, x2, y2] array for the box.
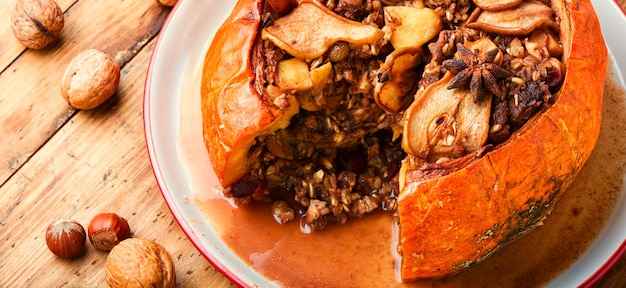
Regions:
[[200, 0, 607, 280]]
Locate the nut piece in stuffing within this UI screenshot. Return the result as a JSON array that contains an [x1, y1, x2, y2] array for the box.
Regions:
[[61, 49, 120, 110], [11, 0, 64, 49], [105, 238, 176, 288]]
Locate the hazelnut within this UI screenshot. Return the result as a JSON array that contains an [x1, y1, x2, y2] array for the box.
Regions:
[[45, 219, 86, 258], [61, 49, 120, 110], [155, 0, 178, 7], [87, 213, 131, 250], [11, 0, 64, 49], [105, 238, 176, 288]]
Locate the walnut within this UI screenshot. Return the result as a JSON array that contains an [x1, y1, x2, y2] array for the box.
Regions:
[[11, 0, 64, 49], [61, 49, 120, 110], [155, 0, 178, 7], [105, 238, 176, 288]]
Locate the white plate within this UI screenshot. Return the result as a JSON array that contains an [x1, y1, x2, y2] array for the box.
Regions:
[[144, 0, 626, 287]]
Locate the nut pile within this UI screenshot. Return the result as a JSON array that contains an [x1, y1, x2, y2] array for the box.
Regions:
[[44, 213, 130, 257], [10, 0, 177, 110], [15, 0, 180, 286], [45, 213, 176, 288]]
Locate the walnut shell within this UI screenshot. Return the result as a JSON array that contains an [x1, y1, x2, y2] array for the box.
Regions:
[[11, 0, 64, 49], [61, 49, 120, 110], [105, 238, 176, 288], [156, 0, 178, 7]]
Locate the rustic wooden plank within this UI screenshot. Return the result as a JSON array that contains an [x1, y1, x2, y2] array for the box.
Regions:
[[0, 0, 77, 73], [0, 0, 622, 287], [0, 0, 169, 186], [0, 34, 235, 287]]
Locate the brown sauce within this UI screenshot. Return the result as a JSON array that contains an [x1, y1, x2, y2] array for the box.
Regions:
[[179, 59, 626, 287]]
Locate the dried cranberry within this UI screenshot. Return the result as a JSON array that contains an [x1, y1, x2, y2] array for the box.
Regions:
[[337, 148, 367, 174], [346, 155, 366, 174], [231, 174, 261, 198], [384, 161, 400, 181], [546, 67, 563, 93]]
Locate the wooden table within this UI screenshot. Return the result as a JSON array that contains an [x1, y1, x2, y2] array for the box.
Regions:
[[0, 0, 623, 287]]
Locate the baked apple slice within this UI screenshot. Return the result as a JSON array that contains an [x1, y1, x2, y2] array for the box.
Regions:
[[397, 0, 606, 280], [201, 0, 607, 281]]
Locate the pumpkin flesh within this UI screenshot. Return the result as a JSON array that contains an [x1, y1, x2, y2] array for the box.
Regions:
[[200, 0, 607, 281], [398, 0, 606, 280]]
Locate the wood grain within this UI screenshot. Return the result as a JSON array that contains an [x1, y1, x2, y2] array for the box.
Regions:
[[0, 0, 76, 73], [0, 0, 623, 287], [0, 0, 233, 287], [0, 35, 233, 287], [0, 0, 167, 187]]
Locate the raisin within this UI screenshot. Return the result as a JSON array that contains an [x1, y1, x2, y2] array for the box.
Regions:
[[546, 67, 563, 93], [231, 174, 261, 198]]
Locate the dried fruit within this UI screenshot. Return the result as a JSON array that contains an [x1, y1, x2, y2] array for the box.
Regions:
[[374, 47, 423, 113], [45, 219, 86, 258], [61, 49, 120, 110], [473, 0, 521, 11], [87, 213, 131, 250], [261, 0, 384, 59], [10, 0, 64, 49], [105, 238, 176, 288], [201, 0, 607, 281], [402, 72, 491, 160], [465, 1, 559, 35], [398, 0, 606, 279], [383, 6, 442, 49]]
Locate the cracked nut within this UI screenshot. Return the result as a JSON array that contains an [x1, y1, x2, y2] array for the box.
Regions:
[[11, 0, 64, 49], [88, 213, 131, 251], [61, 49, 120, 110], [105, 238, 176, 288]]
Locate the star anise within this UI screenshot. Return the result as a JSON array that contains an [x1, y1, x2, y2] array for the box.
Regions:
[[443, 42, 512, 102]]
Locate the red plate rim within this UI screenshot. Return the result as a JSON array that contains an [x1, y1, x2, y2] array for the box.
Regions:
[[142, 1, 248, 286], [142, 1, 626, 287]]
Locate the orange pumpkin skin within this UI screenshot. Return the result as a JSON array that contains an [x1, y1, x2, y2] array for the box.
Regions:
[[397, 0, 607, 280], [201, 0, 296, 187], [201, 0, 608, 281]]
